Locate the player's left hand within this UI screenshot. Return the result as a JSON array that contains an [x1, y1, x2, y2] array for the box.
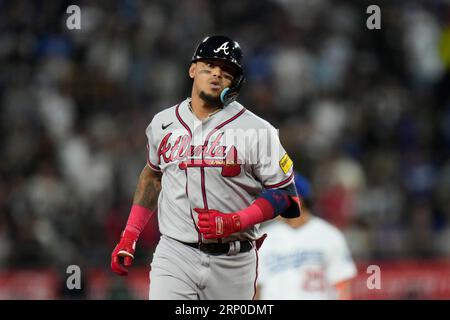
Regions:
[[194, 208, 241, 239]]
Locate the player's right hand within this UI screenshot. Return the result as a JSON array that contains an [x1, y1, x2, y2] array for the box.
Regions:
[[111, 230, 138, 276]]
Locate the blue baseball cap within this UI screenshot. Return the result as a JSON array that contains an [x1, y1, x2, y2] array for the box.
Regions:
[[294, 172, 312, 200]]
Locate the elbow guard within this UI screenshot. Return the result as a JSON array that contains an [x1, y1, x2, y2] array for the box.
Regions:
[[260, 183, 301, 218], [261, 183, 301, 218]]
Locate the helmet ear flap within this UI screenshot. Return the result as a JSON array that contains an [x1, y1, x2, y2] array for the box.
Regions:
[[220, 74, 245, 106]]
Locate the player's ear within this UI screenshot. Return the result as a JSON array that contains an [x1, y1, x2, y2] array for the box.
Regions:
[[189, 63, 196, 79]]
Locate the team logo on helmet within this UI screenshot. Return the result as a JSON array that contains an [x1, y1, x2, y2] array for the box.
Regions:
[[213, 42, 230, 55]]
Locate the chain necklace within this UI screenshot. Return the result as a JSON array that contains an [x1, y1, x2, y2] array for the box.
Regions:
[[188, 98, 222, 118]]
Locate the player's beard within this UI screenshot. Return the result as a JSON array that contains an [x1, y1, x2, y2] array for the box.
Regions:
[[199, 90, 223, 108]]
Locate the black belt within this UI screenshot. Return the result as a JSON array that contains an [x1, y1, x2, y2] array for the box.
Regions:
[[181, 240, 253, 256]]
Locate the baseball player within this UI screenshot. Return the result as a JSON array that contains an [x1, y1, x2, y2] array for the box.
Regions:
[[110, 35, 301, 300], [257, 173, 357, 300]]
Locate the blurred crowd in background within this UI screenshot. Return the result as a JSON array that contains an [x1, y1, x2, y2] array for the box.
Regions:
[[1, 0, 450, 281]]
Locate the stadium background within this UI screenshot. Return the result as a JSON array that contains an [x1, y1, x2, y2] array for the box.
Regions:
[[1, 0, 450, 299]]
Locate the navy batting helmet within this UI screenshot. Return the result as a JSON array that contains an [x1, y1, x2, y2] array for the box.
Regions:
[[192, 35, 245, 106]]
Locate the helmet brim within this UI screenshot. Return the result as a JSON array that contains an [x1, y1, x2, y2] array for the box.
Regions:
[[191, 56, 243, 76]]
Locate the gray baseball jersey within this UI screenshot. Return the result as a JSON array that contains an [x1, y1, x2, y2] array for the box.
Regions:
[[146, 97, 295, 244]]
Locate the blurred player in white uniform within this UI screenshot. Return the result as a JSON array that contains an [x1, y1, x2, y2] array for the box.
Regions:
[[257, 173, 357, 300]]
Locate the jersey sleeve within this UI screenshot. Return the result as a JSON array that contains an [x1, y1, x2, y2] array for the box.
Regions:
[[326, 231, 358, 285], [252, 124, 294, 189], [145, 119, 161, 172]]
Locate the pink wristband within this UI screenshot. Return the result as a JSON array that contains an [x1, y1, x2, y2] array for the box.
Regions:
[[124, 205, 154, 236], [237, 198, 275, 230]]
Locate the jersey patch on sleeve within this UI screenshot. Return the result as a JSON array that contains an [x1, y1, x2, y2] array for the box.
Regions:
[[279, 153, 293, 174]]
